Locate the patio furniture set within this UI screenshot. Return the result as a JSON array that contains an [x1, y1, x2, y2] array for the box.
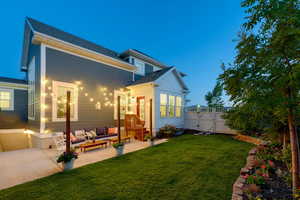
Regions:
[[53, 127, 131, 152]]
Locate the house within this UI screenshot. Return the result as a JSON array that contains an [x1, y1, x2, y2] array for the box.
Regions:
[[0, 17, 189, 148]]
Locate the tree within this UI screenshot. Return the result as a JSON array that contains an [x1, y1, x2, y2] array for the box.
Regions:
[[219, 0, 300, 192], [205, 81, 224, 108]]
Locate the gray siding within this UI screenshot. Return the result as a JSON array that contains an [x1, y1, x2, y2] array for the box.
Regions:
[[44, 47, 133, 132], [0, 89, 28, 129], [26, 42, 41, 132]]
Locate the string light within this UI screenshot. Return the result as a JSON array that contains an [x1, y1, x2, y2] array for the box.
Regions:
[[90, 98, 94, 102], [47, 86, 52, 90], [85, 93, 88, 97], [41, 117, 47, 122], [42, 79, 48, 85], [41, 104, 48, 110], [80, 87, 84, 90]]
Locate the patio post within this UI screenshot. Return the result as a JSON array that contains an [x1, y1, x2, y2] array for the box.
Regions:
[[66, 91, 71, 153], [117, 95, 121, 143], [150, 98, 153, 137]]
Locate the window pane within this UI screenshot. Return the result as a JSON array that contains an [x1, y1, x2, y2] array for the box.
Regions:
[[169, 96, 175, 117], [160, 105, 167, 117], [160, 94, 167, 105], [0, 100, 10, 108], [160, 94, 167, 117], [176, 96, 182, 117], [57, 86, 75, 119], [176, 107, 181, 117], [0, 92, 10, 100]]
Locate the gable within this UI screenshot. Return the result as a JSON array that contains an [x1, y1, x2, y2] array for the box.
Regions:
[[155, 69, 188, 91]]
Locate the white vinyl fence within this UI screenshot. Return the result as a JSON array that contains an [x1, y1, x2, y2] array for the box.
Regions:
[[184, 111, 237, 134]]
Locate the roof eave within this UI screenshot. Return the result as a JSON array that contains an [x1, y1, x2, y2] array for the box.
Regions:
[[31, 32, 137, 72]]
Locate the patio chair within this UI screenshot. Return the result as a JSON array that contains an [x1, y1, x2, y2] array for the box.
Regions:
[[125, 114, 146, 141]]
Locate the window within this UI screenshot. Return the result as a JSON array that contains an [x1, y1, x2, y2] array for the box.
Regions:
[[176, 96, 182, 117], [52, 81, 78, 121], [28, 57, 35, 119], [114, 90, 131, 120], [160, 94, 167, 117], [133, 58, 145, 75], [168, 95, 175, 117], [0, 89, 13, 111]]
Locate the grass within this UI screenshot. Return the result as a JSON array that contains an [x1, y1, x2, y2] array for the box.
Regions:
[[0, 134, 253, 200]]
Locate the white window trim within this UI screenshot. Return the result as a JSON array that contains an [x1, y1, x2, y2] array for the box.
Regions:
[[0, 88, 14, 111], [52, 81, 78, 122], [160, 93, 168, 118]]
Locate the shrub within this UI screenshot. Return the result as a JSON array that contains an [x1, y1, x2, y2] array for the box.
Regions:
[[57, 150, 78, 163], [246, 174, 266, 185], [112, 142, 124, 149], [158, 124, 177, 138]]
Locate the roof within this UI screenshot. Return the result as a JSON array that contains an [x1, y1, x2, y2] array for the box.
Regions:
[[120, 49, 167, 69], [127, 67, 172, 86], [26, 17, 122, 60], [120, 49, 187, 77], [0, 77, 27, 84]]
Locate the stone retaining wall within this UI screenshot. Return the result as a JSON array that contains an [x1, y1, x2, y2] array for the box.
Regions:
[[232, 147, 258, 200]]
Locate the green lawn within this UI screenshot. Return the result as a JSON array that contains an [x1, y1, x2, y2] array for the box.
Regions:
[[0, 134, 252, 200]]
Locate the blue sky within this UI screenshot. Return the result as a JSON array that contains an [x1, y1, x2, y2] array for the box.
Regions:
[[0, 0, 245, 105]]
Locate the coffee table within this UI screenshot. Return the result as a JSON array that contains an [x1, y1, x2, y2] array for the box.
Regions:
[[105, 137, 131, 145], [79, 140, 108, 152]]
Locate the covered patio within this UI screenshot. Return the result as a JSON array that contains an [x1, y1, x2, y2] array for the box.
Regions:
[[0, 138, 167, 190]]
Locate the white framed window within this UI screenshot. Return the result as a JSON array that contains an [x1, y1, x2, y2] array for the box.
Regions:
[[114, 90, 131, 120], [176, 96, 182, 117], [160, 93, 167, 117], [168, 95, 175, 118], [0, 88, 14, 111], [52, 81, 78, 122], [133, 58, 145, 75], [28, 57, 35, 119]]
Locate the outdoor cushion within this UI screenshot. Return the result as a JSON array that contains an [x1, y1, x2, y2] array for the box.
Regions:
[[108, 127, 118, 135], [90, 130, 97, 137], [96, 127, 107, 136], [86, 131, 94, 139], [70, 133, 77, 142], [74, 130, 86, 140], [71, 138, 86, 144]]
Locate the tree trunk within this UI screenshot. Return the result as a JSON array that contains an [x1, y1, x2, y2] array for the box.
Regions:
[[287, 106, 300, 192]]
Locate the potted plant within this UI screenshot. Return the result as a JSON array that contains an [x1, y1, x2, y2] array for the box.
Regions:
[[144, 134, 154, 146], [57, 150, 78, 171], [113, 142, 124, 156]]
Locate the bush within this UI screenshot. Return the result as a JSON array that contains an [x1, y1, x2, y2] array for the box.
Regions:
[[157, 124, 177, 138], [57, 150, 78, 163], [112, 142, 124, 149]]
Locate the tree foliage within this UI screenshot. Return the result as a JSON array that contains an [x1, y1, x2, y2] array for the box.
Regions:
[[219, 0, 300, 190], [205, 81, 224, 108]]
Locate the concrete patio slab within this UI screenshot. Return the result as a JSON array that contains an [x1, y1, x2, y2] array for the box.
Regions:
[[0, 139, 167, 190]]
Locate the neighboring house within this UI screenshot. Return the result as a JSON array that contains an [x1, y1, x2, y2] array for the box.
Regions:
[[0, 77, 28, 129], [0, 17, 189, 144]]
